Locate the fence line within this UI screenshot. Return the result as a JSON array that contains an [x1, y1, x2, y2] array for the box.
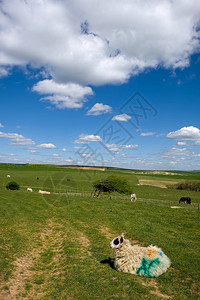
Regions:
[[20, 187, 200, 211], [131, 197, 199, 211]]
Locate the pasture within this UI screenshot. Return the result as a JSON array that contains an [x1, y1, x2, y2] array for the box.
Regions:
[[0, 164, 200, 299]]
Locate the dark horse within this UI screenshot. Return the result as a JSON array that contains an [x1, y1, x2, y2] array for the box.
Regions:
[[179, 197, 191, 204]]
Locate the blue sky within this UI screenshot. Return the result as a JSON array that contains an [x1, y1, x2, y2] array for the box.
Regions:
[[0, 0, 200, 170]]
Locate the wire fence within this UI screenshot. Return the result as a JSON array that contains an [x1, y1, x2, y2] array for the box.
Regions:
[[134, 197, 200, 211], [5, 187, 199, 211], [72, 192, 200, 212], [58, 192, 200, 212]]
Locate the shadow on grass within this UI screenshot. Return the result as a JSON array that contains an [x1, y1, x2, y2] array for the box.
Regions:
[[100, 257, 115, 269]]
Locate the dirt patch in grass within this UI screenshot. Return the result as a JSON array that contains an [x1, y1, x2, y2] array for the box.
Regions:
[[0, 218, 67, 299], [137, 278, 173, 299], [0, 253, 37, 300], [76, 220, 90, 229], [100, 226, 117, 241], [76, 231, 92, 257]]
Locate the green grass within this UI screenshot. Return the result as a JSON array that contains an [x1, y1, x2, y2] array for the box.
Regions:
[[0, 164, 200, 299]]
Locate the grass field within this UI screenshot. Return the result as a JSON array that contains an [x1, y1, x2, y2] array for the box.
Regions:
[[0, 164, 200, 299]]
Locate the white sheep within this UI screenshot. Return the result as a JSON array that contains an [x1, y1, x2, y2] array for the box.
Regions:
[[7, 175, 11, 178], [38, 190, 51, 195], [27, 188, 33, 192], [110, 233, 171, 278], [130, 193, 137, 202]]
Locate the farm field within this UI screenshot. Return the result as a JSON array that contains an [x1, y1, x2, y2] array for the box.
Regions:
[[0, 164, 200, 299]]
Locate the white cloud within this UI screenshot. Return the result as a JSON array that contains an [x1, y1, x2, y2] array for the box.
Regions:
[[123, 144, 138, 149], [106, 143, 138, 153], [177, 141, 186, 146], [32, 79, 93, 109], [161, 147, 191, 159], [0, 123, 4, 128], [27, 149, 38, 154], [66, 159, 73, 163], [74, 134, 102, 144], [74, 146, 87, 150], [87, 103, 112, 116], [61, 148, 67, 152], [0, 67, 9, 78], [0, 131, 35, 145], [112, 114, 131, 121], [37, 143, 56, 149], [167, 126, 200, 140], [81, 153, 92, 158], [1, 0, 199, 88], [140, 132, 155, 136]]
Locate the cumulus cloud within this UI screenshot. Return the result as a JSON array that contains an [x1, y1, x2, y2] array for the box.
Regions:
[[0, 131, 35, 145], [106, 143, 138, 153], [161, 147, 191, 159], [0, 0, 199, 89], [86, 103, 112, 116], [74, 134, 102, 144], [166, 126, 200, 140], [112, 114, 131, 121], [32, 80, 93, 109], [37, 143, 56, 149]]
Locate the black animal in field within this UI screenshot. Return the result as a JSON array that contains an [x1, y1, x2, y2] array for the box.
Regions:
[[179, 197, 191, 204]]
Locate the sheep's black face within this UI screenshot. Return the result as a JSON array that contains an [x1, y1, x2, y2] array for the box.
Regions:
[[110, 234, 124, 249]]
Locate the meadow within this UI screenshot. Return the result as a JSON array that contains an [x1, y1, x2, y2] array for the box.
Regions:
[[0, 164, 200, 299]]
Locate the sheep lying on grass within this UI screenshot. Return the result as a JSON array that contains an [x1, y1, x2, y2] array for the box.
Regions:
[[38, 190, 50, 195], [110, 233, 171, 278]]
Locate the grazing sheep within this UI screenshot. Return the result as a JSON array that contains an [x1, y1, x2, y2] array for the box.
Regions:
[[110, 233, 171, 278], [179, 197, 191, 204], [38, 190, 50, 195], [7, 175, 11, 178], [130, 193, 137, 202], [27, 188, 33, 192]]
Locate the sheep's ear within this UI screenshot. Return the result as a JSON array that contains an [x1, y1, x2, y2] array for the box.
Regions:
[[120, 233, 124, 243]]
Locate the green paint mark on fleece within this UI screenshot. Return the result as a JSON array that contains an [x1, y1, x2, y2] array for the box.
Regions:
[[136, 257, 160, 278]]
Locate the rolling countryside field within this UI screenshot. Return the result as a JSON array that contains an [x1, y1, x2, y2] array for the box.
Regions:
[[0, 164, 200, 299]]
